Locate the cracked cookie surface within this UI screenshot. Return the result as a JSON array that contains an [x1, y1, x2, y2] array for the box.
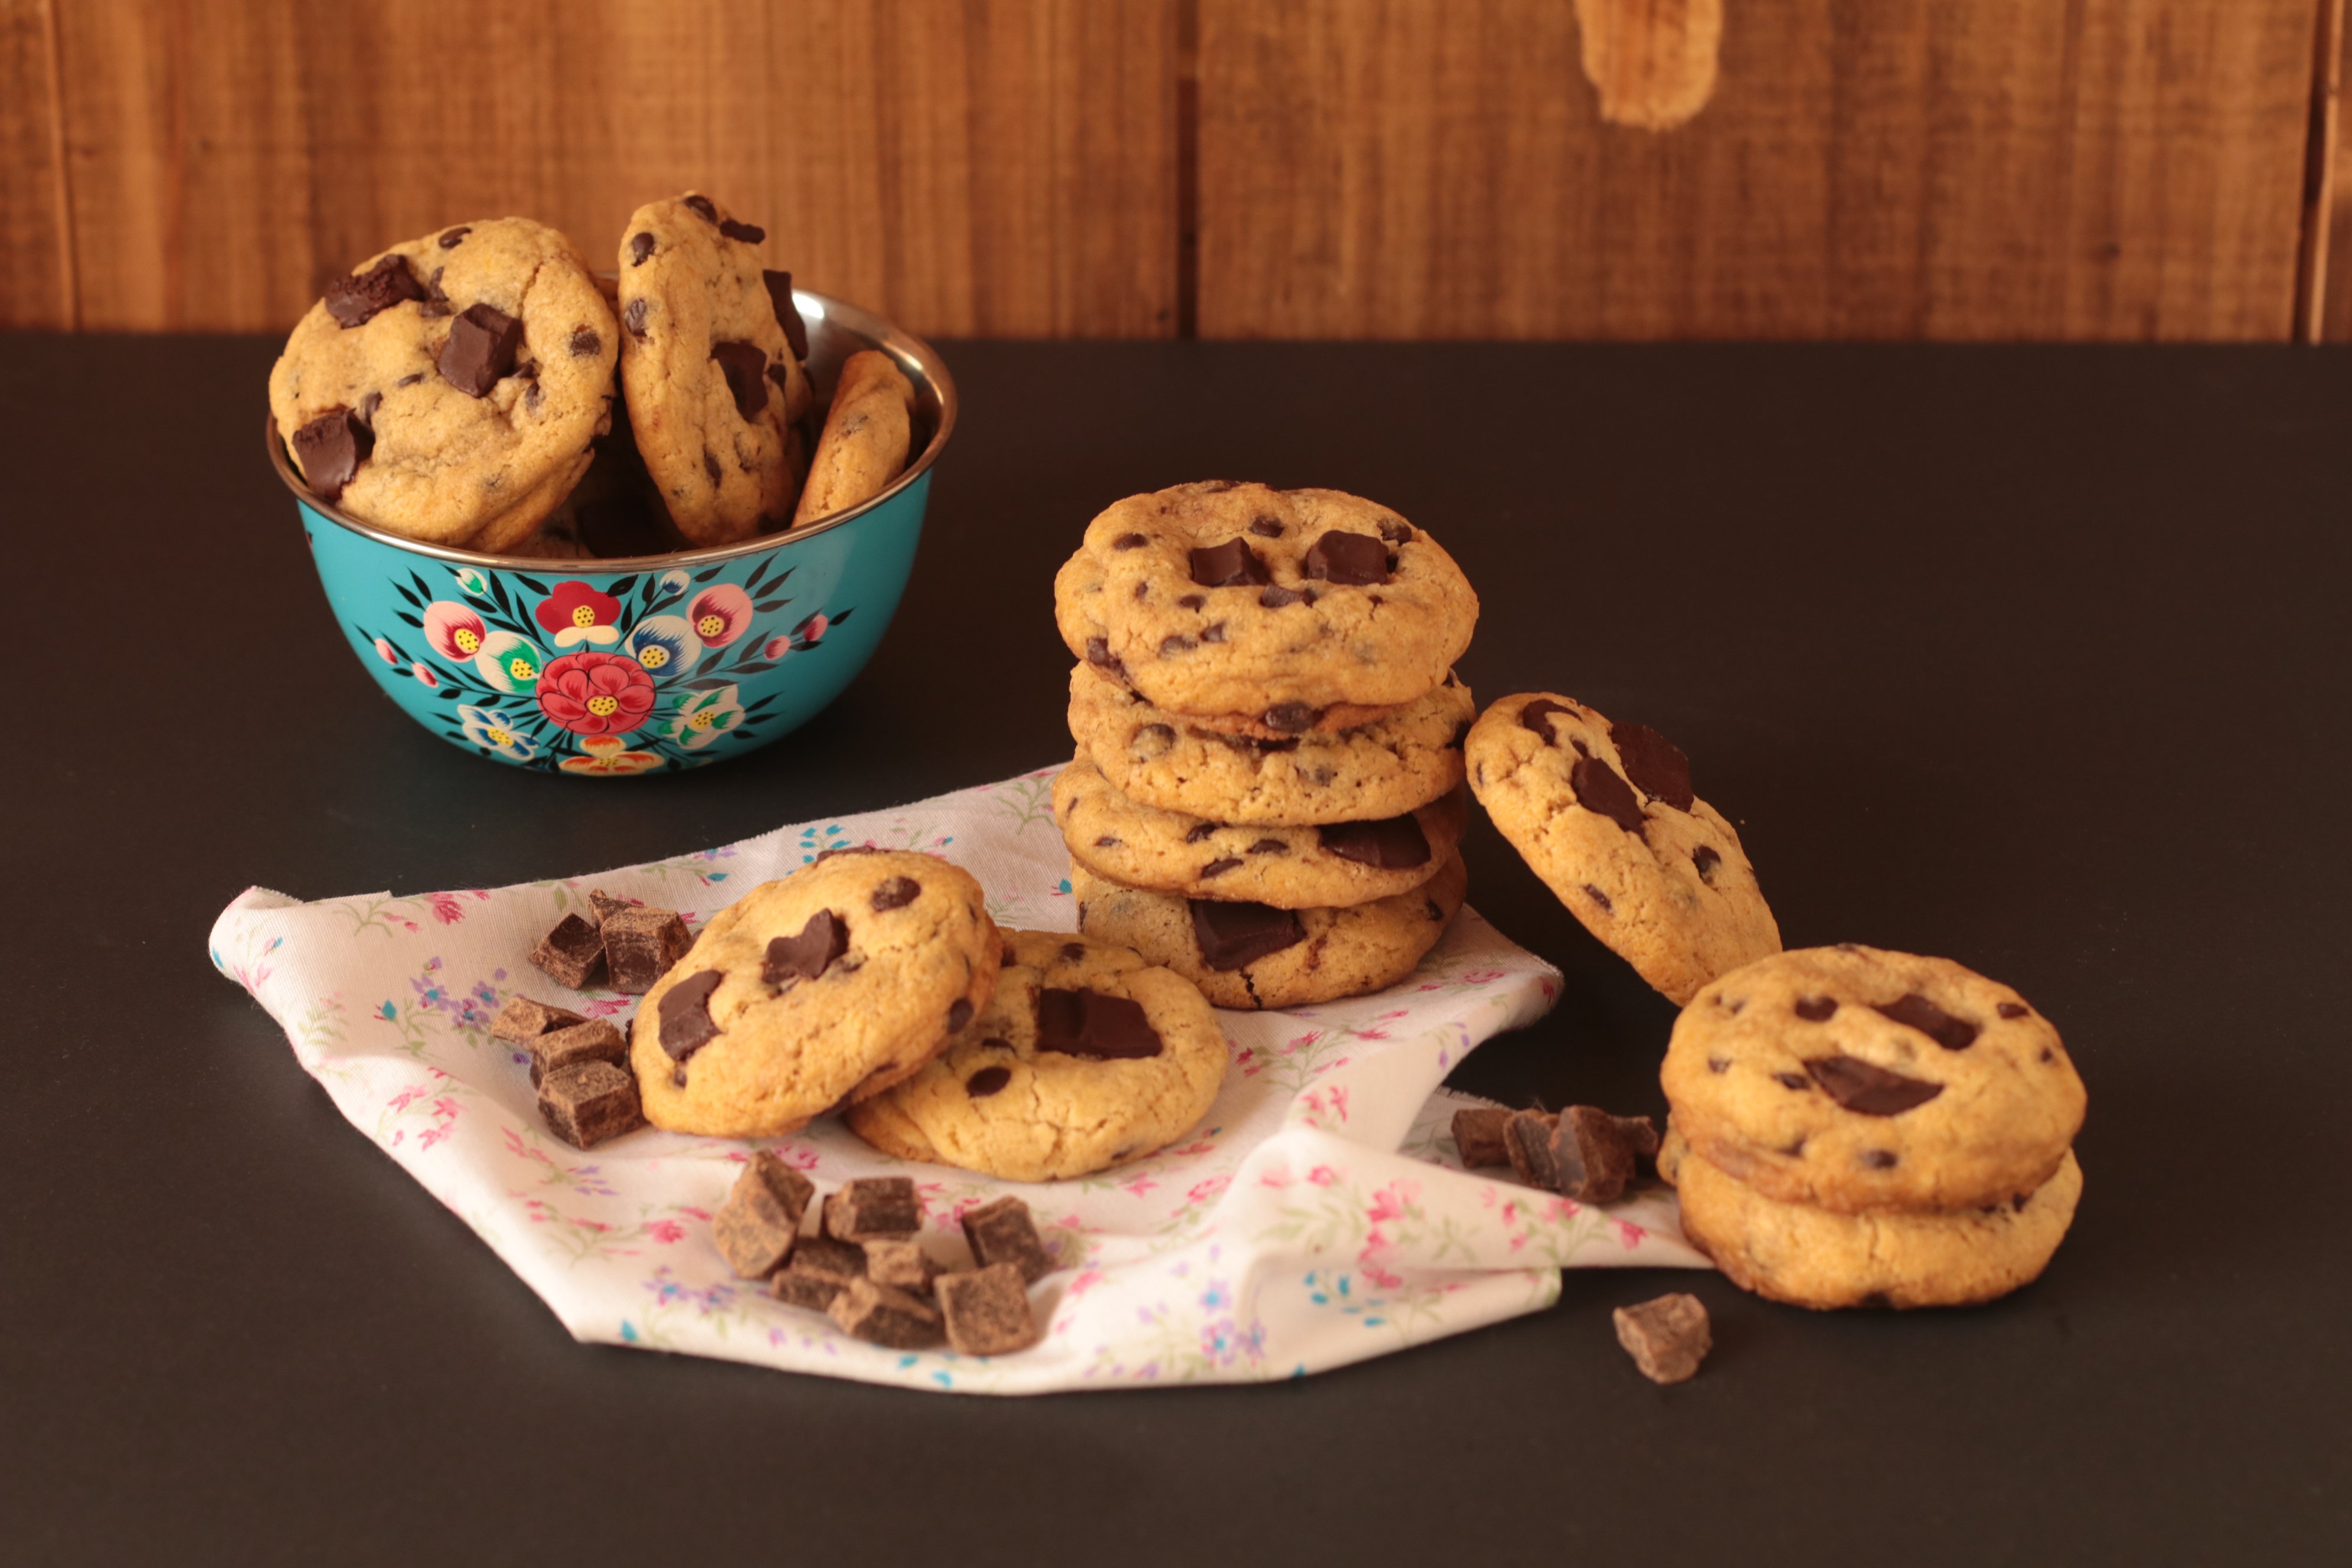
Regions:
[[270, 217, 618, 548], [628, 850, 999, 1138], [1467, 691, 1778, 1004], [844, 929, 1229, 1182], [792, 349, 914, 525]]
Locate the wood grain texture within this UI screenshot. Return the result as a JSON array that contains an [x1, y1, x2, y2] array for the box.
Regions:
[[37, 0, 1178, 337], [2311, 0, 2352, 338], [0, 0, 73, 328], [1197, 0, 2323, 340]]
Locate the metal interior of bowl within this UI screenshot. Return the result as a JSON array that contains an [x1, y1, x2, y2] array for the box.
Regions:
[[266, 289, 958, 571]]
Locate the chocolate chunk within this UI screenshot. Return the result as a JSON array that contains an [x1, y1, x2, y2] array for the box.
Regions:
[[1188, 899, 1306, 970], [530, 913, 606, 990], [1131, 723, 1176, 759], [863, 1237, 938, 1292], [291, 407, 373, 502], [1201, 622, 1227, 643], [1177, 593, 1206, 610], [1795, 995, 1838, 1022], [948, 997, 975, 1034], [1503, 1109, 1561, 1189], [1805, 1054, 1945, 1115], [773, 1237, 865, 1311], [395, 372, 423, 387], [435, 226, 469, 250], [1998, 1001, 2032, 1020], [585, 889, 639, 923], [1549, 1106, 1652, 1204], [1452, 1106, 1513, 1168], [1263, 701, 1320, 733], [1611, 721, 1695, 810], [870, 877, 921, 912], [1200, 856, 1244, 878], [1518, 697, 1577, 746], [1318, 813, 1432, 870], [1860, 1149, 1900, 1169], [1085, 636, 1129, 680], [1378, 518, 1415, 544], [711, 339, 770, 420], [355, 390, 382, 428], [1583, 884, 1613, 914], [1613, 1292, 1711, 1384], [1691, 844, 1721, 883], [1188, 539, 1270, 587], [658, 969, 726, 1060], [1259, 585, 1302, 608], [718, 217, 766, 243], [1035, 988, 1162, 1060], [1873, 993, 1981, 1052], [323, 253, 426, 328], [489, 995, 586, 1045], [1094, 835, 1122, 849], [764, 910, 848, 986], [702, 449, 722, 484], [760, 269, 809, 358], [1057, 943, 1086, 963], [1301, 530, 1393, 585], [537, 1060, 643, 1149], [1160, 634, 1195, 655], [602, 906, 692, 993], [1112, 532, 1148, 550], [713, 1151, 816, 1278], [936, 1262, 1039, 1355], [965, 1064, 1011, 1098], [1249, 517, 1284, 537], [829, 1276, 943, 1347], [437, 303, 524, 397], [1248, 838, 1288, 854], [961, 1195, 1052, 1283], [567, 325, 602, 358], [684, 194, 718, 223], [628, 231, 656, 266], [1570, 756, 1647, 834], [1773, 1070, 1810, 1090], [528, 1019, 628, 1087], [824, 1177, 922, 1242], [622, 296, 651, 339]]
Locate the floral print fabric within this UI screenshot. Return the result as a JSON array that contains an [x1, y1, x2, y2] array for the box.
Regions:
[[207, 766, 1704, 1395]]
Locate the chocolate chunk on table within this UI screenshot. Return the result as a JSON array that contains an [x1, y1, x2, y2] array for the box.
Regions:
[[936, 1262, 1040, 1356], [1452, 1106, 1513, 1168], [961, 1195, 1053, 1284], [863, 1238, 939, 1292], [600, 906, 691, 993], [488, 995, 584, 1046], [529, 1019, 628, 1087], [772, 1236, 866, 1312], [824, 1177, 922, 1242], [828, 1276, 944, 1348], [1613, 1293, 1712, 1384], [713, 1152, 815, 1279], [1502, 1108, 1560, 1190], [1549, 1106, 1654, 1204], [537, 1061, 642, 1149], [530, 913, 606, 990]]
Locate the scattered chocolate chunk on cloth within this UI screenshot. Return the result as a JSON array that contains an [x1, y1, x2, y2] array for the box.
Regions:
[[824, 1177, 922, 1242], [599, 905, 691, 992], [208, 765, 1703, 1394], [530, 913, 606, 990], [538, 1061, 643, 1149], [712, 1152, 816, 1278], [937, 1263, 1041, 1356], [1613, 1292, 1712, 1384], [863, 1239, 939, 1292], [489, 995, 584, 1046], [529, 1020, 628, 1087], [1452, 1106, 1513, 1168], [829, 1277, 944, 1348]]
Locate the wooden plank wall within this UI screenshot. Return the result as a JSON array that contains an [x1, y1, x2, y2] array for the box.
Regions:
[[5, 0, 2350, 339]]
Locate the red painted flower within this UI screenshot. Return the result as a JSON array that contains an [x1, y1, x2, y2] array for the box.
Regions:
[[537, 651, 656, 736], [687, 584, 753, 648], [534, 580, 625, 647]]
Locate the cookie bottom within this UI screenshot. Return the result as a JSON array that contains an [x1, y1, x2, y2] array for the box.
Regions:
[[1673, 1143, 2083, 1310]]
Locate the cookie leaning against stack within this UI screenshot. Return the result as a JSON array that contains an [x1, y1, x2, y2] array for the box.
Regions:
[[1659, 944, 2088, 1308], [1053, 481, 1481, 1008]]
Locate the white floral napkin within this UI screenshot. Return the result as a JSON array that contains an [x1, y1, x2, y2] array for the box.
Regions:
[[208, 765, 1704, 1394]]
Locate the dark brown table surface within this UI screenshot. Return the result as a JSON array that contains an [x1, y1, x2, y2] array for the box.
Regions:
[[5, 334, 2346, 1564]]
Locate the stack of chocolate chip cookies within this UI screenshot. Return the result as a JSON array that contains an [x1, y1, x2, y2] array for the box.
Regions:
[[1053, 481, 1481, 1008]]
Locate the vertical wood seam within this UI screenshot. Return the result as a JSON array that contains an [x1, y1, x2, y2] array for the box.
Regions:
[[2292, 0, 2344, 338], [37, 0, 77, 328], [1175, 0, 1200, 338]]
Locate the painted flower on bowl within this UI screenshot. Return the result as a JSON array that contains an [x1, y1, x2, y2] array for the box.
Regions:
[[453, 566, 492, 599], [623, 615, 701, 678], [424, 600, 489, 659], [686, 584, 753, 648], [560, 734, 664, 776], [459, 704, 539, 762], [537, 651, 655, 736], [474, 631, 548, 694], [658, 685, 745, 750], [411, 661, 439, 688], [535, 580, 625, 648], [652, 569, 691, 603], [373, 636, 398, 667]]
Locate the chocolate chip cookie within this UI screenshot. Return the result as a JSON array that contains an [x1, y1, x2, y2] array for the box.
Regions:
[[1053, 482, 1479, 734], [844, 929, 1229, 1182], [617, 192, 815, 545], [1055, 752, 1467, 908], [1466, 691, 1779, 1004], [790, 349, 915, 525], [270, 217, 618, 548], [1659, 945, 2088, 1214], [628, 850, 1000, 1138], [1072, 853, 1467, 1010], [1067, 664, 1474, 825]]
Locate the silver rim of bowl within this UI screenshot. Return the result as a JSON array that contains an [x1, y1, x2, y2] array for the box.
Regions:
[[266, 288, 958, 570]]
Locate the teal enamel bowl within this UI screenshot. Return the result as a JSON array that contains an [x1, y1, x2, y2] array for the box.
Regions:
[[270, 290, 954, 776]]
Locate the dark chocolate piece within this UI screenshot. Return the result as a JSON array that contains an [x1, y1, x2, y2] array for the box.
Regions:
[[290, 407, 373, 503], [1249, 516, 1283, 536], [437, 226, 470, 249], [718, 216, 765, 243], [323, 253, 426, 328], [1548, 1106, 1649, 1204], [1609, 721, 1695, 810], [1502, 1108, 1561, 1190], [1318, 812, 1432, 870], [829, 1277, 943, 1348], [1873, 993, 1982, 1052], [623, 296, 650, 339], [489, 995, 586, 1045], [1570, 756, 1647, 833], [1199, 856, 1243, 878], [762, 269, 809, 359], [1998, 1001, 2031, 1020], [628, 231, 656, 265], [1691, 844, 1721, 882], [1035, 988, 1162, 1060], [965, 1065, 1012, 1098], [1188, 538, 1270, 587], [961, 1195, 1053, 1284], [1377, 517, 1415, 543], [1260, 585, 1302, 608], [437, 303, 525, 397], [1804, 1054, 1945, 1116], [1451, 1106, 1513, 1168], [1262, 701, 1321, 733], [1519, 697, 1577, 745], [710, 339, 770, 420], [947, 998, 975, 1035], [683, 194, 718, 222], [1795, 995, 1838, 1022], [1613, 1292, 1711, 1384], [529, 1019, 628, 1087], [824, 1177, 922, 1242], [658, 969, 726, 1060], [587, 888, 640, 923], [1085, 636, 1129, 681], [1583, 884, 1613, 914], [602, 906, 692, 993], [1300, 530, 1393, 584], [1188, 899, 1306, 971], [863, 1238, 937, 1292], [1112, 532, 1148, 550], [1184, 821, 1219, 844], [936, 1262, 1039, 1355], [537, 1061, 643, 1149], [764, 909, 848, 986], [713, 1151, 816, 1278], [871, 877, 921, 912], [1860, 1149, 1900, 1169], [530, 913, 606, 990]]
